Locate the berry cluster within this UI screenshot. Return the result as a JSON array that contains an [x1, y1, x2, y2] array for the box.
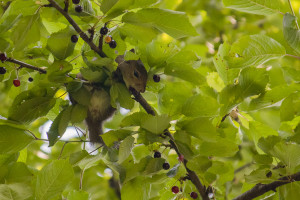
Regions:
[[100, 26, 117, 49]]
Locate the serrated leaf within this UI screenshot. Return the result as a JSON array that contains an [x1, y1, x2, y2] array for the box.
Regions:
[[12, 14, 41, 51], [122, 8, 197, 39], [218, 84, 243, 115], [283, 13, 300, 55], [280, 93, 300, 122], [228, 34, 286, 68], [143, 158, 164, 175], [213, 42, 231, 84], [102, 129, 132, 147], [239, 67, 268, 98], [121, 112, 148, 127], [0, 125, 34, 154], [47, 106, 72, 146], [141, 114, 170, 134], [8, 97, 56, 124], [182, 94, 219, 117], [131, 144, 149, 163], [0, 183, 33, 200], [36, 160, 74, 200], [187, 155, 212, 174], [47, 60, 73, 83], [118, 136, 135, 164], [223, 0, 288, 15], [70, 104, 87, 124], [110, 83, 134, 109], [200, 138, 239, 157], [47, 26, 77, 60]]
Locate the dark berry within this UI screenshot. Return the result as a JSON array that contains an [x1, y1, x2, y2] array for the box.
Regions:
[[72, 0, 80, 4], [162, 162, 170, 170], [75, 5, 82, 12], [171, 186, 179, 194], [0, 67, 6, 74], [0, 53, 7, 62], [154, 151, 161, 158], [100, 27, 108, 35], [13, 79, 20, 87], [104, 35, 112, 43], [109, 40, 117, 49], [178, 154, 184, 162], [153, 74, 160, 82], [190, 192, 198, 199], [71, 35, 78, 43], [28, 77, 33, 82]]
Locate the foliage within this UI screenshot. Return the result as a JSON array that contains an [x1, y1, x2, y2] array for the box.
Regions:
[[0, 0, 300, 199]]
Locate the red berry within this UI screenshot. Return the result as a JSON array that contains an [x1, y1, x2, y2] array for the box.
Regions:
[[190, 192, 198, 199], [162, 162, 170, 170], [178, 154, 184, 162], [13, 79, 20, 87], [153, 74, 160, 82], [0, 53, 7, 62], [171, 186, 179, 194], [154, 151, 161, 158], [72, 0, 80, 4], [75, 5, 82, 12]]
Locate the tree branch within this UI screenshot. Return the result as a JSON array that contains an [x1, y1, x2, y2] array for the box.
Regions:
[[7, 58, 47, 74], [47, 0, 107, 58], [129, 87, 209, 200], [233, 172, 300, 200]]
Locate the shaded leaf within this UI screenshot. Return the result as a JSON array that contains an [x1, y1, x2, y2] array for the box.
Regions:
[[283, 13, 300, 55], [141, 114, 170, 134]]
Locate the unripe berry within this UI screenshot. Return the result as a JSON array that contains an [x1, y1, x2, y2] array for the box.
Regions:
[[13, 79, 20, 87], [171, 186, 179, 194], [104, 35, 112, 43], [178, 154, 184, 162]]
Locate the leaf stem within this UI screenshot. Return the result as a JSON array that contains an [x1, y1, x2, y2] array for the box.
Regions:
[[58, 142, 68, 159], [47, 0, 107, 58], [287, 0, 299, 29], [285, 54, 300, 60]]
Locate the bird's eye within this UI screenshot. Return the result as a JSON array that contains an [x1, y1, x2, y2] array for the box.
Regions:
[[134, 70, 139, 78]]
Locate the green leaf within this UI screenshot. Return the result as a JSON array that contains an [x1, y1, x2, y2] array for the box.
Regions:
[[187, 155, 212, 174], [121, 112, 148, 127], [36, 160, 74, 200], [238, 67, 268, 98], [200, 138, 239, 157], [0, 183, 33, 200], [47, 106, 72, 146], [141, 114, 170, 134], [131, 144, 149, 163], [0, 14, 22, 35], [143, 158, 164, 175], [119, 23, 159, 43], [46, 26, 77, 60], [110, 83, 134, 109], [182, 94, 219, 117], [12, 14, 41, 51], [102, 129, 132, 147], [69, 85, 91, 106], [223, 0, 288, 15], [8, 96, 56, 124], [228, 34, 286, 68], [122, 8, 198, 39], [70, 104, 87, 124], [283, 13, 300, 55], [6, 162, 33, 183], [67, 190, 90, 200], [218, 84, 243, 115], [121, 177, 150, 200], [100, 0, 119, 14], [118, 136, 135, 164], [280, 93, 300, 122], [253, 154, 273, 165], [47, 60, 73, 83], [158, 82, 193, 117], [0, 125, 34, 154], [213, 42, 231, 84]]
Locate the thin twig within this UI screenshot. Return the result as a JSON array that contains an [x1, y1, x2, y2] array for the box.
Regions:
[[129, 87, 209, 200], [47, 0, 107, 58], [233, 171, 300, 200], [63, 0, 69, 12], [58, 142, 68, 159], [287, 0, 299, 29], [285, 54, 300, 60], [7, 58, 47, 74]]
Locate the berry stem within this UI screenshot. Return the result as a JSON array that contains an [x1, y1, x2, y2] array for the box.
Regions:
[[47, 0, 107, 58], [64, 0, 69, 12], [7, 58, 47, 74], [99, 23, 107, 50]]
